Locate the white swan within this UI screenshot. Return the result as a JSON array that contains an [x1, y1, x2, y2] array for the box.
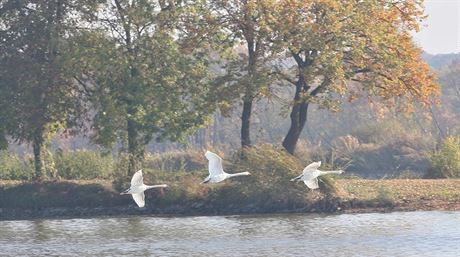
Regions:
[[120, 169, 168, 207], [291, 161, 344, 189], [201, 150, 251, 184]]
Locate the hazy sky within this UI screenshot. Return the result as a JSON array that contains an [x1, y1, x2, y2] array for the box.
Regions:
[[413, 0, 460, 54]]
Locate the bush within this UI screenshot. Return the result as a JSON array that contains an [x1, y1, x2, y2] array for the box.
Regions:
[[0, 151, 34, 180], [144, 150, 206, 172], [54, 150, 114, 179], [226, 145, 341, 206], [333, 120, 435, 178], [133, 145, 344, 211], [427, 136, 460, 178], [376, 186, 395, 206]]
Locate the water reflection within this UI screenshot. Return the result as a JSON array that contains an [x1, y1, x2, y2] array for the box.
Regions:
[[0, 211, 459, 257], [32, 220, 50, 242]]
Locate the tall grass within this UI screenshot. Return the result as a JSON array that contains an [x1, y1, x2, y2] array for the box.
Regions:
[[0, 151, 33, 180], [326, 120, 436, 178], [54, 150, 114, 179], [0, 150, 114, 180]]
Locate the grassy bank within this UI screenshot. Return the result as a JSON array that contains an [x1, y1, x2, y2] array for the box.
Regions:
[[1, 178, 459, 220], [1, 145, 459, 220], [337, 179, 460, 212]]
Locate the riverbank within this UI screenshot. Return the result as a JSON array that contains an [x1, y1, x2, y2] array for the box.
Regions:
[[1, 179, 459, 220], [338, 179, 460, 213]]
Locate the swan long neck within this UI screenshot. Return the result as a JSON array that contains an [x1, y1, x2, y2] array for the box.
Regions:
[[227, 172, 251, 178], [145, 184, 168, 190], [319, 170, 344, 175]]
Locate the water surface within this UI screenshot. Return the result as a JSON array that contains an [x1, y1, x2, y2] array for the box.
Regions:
[[1, 211, 459, 256]]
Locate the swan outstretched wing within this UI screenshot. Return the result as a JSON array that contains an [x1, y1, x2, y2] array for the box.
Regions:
[[303, 161, 321, 173], [205, 151, 224, 176], [131, 170, 144, 187], [132, 192, 145, 207]]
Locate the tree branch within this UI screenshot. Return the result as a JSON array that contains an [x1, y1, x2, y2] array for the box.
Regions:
[[273, 69, 296, 86], [310, 77, 331, 96], [290, 51, 304, 66], [74, 76, 94, 97]]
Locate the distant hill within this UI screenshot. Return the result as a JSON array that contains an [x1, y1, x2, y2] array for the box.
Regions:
[[422, 52, 460, 69]]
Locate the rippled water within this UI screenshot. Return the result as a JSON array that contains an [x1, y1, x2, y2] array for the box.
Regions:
[[1, 211, 459, 256]]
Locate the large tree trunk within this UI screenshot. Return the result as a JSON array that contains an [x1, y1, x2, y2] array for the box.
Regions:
[[119, 2, 145, 176], [127, 115, 143, 176], [241, 96, 253, 147], [282, 74, 309, 154], [32, 134, 44, 180], [240, 34, 257, 148]]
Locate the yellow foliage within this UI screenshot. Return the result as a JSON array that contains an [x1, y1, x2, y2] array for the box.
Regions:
[[272, 0, 438, 112]]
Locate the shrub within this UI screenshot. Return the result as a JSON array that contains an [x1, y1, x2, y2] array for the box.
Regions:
[[54, 150, 114, 179], [376, 186, 395, 206], [0, 151, 34, 180], [427, 136, 460, 178], [334, 120, 435, 178], [135, 145, 344, 210], [154, 170, 209, 205], [143, 150, 206, 172], [226, 145, 341, 206]]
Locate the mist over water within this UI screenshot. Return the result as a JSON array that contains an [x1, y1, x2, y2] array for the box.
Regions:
[[1, 211, 459, 257]]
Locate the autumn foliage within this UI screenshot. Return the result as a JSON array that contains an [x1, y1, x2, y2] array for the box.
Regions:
[[0, 0, 440, 178], [264, 0, 439, 153]]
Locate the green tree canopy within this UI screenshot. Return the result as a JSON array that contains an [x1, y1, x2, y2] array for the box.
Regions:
[[72, 0, 218, 175], [0, 0, 98, 178]]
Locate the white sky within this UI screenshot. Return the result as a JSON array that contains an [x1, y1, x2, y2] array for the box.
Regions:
[[412, 0, 460, 54]]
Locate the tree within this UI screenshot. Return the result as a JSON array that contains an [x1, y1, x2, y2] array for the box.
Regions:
[[73, 0, 216, 176], [0, 0, 94, 179], [271, 0, 439, 154], [208, 0, 276, 148]]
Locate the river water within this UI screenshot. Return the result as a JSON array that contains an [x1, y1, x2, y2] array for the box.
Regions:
[[0, 211, 459, 256]]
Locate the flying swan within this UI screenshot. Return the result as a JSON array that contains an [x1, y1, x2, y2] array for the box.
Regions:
[[291, 161, 344, 189], [120, 169, 168, 207], [201, 150, 251, 184]]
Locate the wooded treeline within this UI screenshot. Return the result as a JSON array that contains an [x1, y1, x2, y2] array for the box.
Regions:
[[0, 0, 441, 180]]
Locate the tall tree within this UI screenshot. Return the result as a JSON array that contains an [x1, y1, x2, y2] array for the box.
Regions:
[[0, 0, 95, 179], [208, 0, 276, 148], [73, 0, 216, 176], [271, 0, 439, 154]]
